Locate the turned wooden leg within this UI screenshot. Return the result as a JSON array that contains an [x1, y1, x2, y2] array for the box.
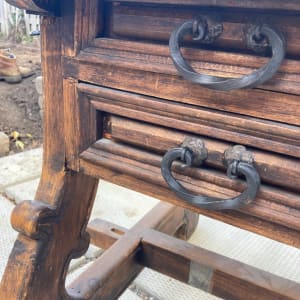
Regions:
[[0, 172, 98, 300]]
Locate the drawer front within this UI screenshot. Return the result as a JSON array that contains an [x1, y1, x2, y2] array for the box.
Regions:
[[64, 82, 300, 248], [77, 84, 300, 159], [62, 2, 300, 247], [63, 1, 300, 126], [107, 2, 300, 57]]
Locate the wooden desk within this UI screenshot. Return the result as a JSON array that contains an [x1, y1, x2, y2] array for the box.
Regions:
[[1, 1, 300, 299]]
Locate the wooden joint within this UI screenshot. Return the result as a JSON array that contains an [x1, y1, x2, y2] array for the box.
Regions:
[[86, 218, 300, 300], [5, 0, 59, 16], [11, 200, 57, 239]]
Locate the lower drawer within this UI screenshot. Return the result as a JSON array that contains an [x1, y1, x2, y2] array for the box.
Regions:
[[66, 82, 300, 248]]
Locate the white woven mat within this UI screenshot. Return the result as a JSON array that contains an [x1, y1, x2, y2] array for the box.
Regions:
[[1, 180, 300, 299], [0, 195, 17, 279]]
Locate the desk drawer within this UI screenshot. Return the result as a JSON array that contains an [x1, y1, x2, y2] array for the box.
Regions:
[[106, 1, 300, 57], [64, 0, 300, 127], [63, 1, 300, 124], [62, 1, 300, 247], [67, 83, 300, 248], [64, 39, 300, 126]]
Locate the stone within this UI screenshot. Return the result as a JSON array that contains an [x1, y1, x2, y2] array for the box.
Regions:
[[0, 148, 42, 192], [38, 95, 43, 110], [91, 180, 158, 229], [0, 132, 9, 157], [4, 178, 40, 204], [34, 76, 43, 95]]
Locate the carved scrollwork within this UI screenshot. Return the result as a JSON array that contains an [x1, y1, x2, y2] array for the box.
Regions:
[[11, 200, 57, 239], [5, 0, 59, 15]]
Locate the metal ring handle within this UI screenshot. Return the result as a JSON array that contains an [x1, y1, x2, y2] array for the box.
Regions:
[[169, 21, 286, 91], [161, 148, 260, 210]]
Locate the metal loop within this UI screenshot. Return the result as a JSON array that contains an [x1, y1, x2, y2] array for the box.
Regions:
[[169, 21, 286, 91], [161, 147, 260, 210], [192, 18, 207, 41]]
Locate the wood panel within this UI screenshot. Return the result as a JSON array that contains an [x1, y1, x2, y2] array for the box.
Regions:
[[107, 3, 300, 57], [78, 83, 300, 158], [78, 145, 300, 248], [0, 4, 100, 300], [103, 117, 300, 192], [78, 139, 300, 243], [61, 0, 100, 57], [105, 0, 300, 11], [63, 40, 300, 126]]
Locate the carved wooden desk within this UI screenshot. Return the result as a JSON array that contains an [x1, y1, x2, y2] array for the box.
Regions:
[[1, 1, 300, 299]]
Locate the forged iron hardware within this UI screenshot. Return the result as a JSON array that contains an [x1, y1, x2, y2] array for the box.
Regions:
[[181, 137, 208, 166], [224, 145, 254, 179], [169, 17, 286, 91], [161, 144, 260, 210]]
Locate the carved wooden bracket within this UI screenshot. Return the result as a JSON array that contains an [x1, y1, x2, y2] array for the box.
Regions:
[[5, 0, 59, 15], [11, 200, 57, 239]]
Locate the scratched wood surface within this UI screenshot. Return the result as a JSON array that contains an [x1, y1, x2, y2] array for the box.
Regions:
[[1, 0, 300, 299]]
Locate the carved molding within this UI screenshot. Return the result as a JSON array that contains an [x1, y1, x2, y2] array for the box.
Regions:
[[5, 0, 59, 15]]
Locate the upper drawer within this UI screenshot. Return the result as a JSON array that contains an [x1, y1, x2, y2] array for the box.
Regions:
[[63, 1, 300, 127], [104, 1, 300, 13], [64, 37, 300, 125], [104, 1, 300, 58]]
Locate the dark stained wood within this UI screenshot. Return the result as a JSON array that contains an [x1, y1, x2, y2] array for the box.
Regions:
[[87, 218, 300, 300], [87, 205, 199, 249], [0, 4, 100, 299], [68, 202, 198, 299], [105, 0, 300, 11], [63, 43, 300, 126], [91, 139, 300, 210], [2, 0, 300, 299], [79, 141, 300, 249], [79, 140, 300, 232], [64, 80, 100, 171], [61, 0, 99, 57], [103, 116, 300, 192], [107, 3, 300, 57], [88, 219, 127, 249], [79, 83, 300, 158], [141, 229, 300, 300], [0, 173, 99, 300]]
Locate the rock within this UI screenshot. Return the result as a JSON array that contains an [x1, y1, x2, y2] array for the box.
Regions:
[[0, 132, 9, 157], [0, 148, 42, 192], [38, 95, 43, 110], [4, 178, 40, 205], [34, 76, 43, 95]]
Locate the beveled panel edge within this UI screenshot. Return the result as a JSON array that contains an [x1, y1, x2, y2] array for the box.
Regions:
[[105, 0, 300, 12], [77, 82, 300, 158], [78, 140, 300, 248]]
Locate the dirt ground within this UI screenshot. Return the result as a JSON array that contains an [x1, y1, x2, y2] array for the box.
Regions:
[[0, 38, 42, 154]]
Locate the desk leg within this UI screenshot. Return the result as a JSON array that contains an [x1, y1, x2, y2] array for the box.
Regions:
[[0, 172, 98, 300]]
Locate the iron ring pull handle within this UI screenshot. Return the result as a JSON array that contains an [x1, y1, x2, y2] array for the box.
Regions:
[[169, 20, 286, 91], [161, 147, 261, 210]]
